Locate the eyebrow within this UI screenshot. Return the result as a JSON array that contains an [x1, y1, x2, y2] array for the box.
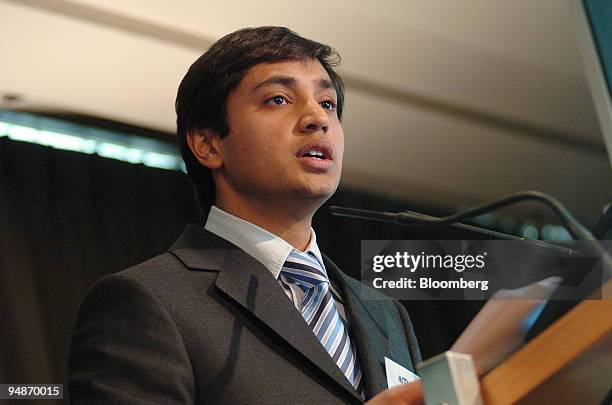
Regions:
[[252, 75, 334, 93]]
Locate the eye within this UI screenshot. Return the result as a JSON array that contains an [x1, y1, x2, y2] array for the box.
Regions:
[[266, 95, 288, 105], [320, 100, 337, 111]]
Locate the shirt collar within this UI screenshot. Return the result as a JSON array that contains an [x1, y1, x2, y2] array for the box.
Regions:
[[204, 205, 325, 280]]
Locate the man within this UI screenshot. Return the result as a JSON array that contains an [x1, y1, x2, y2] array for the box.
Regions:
[[69, 26, 423, 404]]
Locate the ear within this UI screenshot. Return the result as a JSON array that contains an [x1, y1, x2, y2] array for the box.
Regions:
[[186, 128, 223, 170]]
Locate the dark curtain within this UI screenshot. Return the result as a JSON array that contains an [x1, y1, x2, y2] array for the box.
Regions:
[[0, 137, 481, 404]]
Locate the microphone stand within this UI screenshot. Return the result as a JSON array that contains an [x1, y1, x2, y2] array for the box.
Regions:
[[330, 190, 612, 277]]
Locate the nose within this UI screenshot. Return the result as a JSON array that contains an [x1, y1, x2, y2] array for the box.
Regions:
[[298, 99, 329, 134]]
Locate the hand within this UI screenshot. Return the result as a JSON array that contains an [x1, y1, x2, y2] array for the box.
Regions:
[[365, 381, 425, 405]]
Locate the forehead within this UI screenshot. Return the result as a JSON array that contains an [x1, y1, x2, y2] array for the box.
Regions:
[[238, 59, 333, 90]]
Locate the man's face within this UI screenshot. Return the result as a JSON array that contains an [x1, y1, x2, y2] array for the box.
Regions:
[[214, 58, 344, 211]]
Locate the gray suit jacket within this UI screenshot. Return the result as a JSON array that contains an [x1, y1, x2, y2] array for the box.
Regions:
[[69, 224, 421, 404]]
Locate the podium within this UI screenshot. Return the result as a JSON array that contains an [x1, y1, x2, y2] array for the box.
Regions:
[[480, 281, 612, 404]]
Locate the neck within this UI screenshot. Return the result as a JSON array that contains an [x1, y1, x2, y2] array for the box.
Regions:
[[215, 197, 315, 251]]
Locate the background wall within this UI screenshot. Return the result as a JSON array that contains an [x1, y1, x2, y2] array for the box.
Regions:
[[0, 0, 610, 224]]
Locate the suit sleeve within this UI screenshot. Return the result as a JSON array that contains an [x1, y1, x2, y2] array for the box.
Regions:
[[393, 301, 422, 368], [68, 273, 195, 404]]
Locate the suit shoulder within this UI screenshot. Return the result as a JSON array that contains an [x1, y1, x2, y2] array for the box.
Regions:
[[77, 254, 178, 312], [120, 252, 185, 280], [92, 250, 222, 310], [87, 251, 209, 301]]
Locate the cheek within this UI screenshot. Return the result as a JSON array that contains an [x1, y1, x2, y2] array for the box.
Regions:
[[334, 129, 345, 166], [219, 136, 254, 172], [223, 134, 284, 175]]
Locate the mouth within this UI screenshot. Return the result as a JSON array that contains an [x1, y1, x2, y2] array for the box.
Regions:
[[296, 141, 333, 161]]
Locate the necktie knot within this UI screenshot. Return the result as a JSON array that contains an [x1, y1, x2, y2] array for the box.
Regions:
[[281, 250, 328, 291]]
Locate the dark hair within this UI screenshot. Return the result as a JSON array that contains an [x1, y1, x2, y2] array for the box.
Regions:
[[175, 26, 345, 216]]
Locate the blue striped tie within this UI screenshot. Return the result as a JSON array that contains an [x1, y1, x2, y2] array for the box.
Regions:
[[280, 250, 364, 395]]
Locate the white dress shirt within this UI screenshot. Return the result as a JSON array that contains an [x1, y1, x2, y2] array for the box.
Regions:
[[204, 205, 347, 321]]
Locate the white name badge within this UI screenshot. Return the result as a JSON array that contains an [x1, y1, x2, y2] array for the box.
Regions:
[[385, 356, 420, 388]]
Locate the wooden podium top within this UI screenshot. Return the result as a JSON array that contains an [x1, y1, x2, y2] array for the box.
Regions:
[[480, 280, 612, 404]]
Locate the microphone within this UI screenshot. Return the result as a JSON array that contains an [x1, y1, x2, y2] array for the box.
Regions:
[[330, 190, 611, 276], [330, 190, 611, 341]]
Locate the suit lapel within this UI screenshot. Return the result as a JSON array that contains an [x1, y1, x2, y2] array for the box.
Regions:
[[323, 255, 391, 398], [169, 225, 363, 404]]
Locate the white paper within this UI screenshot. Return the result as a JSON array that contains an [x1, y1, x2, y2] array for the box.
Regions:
[[451, 276, 561, 373], [385, 356, 420, 388]]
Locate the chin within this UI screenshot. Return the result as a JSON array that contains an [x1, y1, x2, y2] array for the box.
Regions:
[[297, 183, 339, 201]]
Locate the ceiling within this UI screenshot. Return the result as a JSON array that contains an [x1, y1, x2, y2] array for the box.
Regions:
[[0, 0, 610, 225]]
